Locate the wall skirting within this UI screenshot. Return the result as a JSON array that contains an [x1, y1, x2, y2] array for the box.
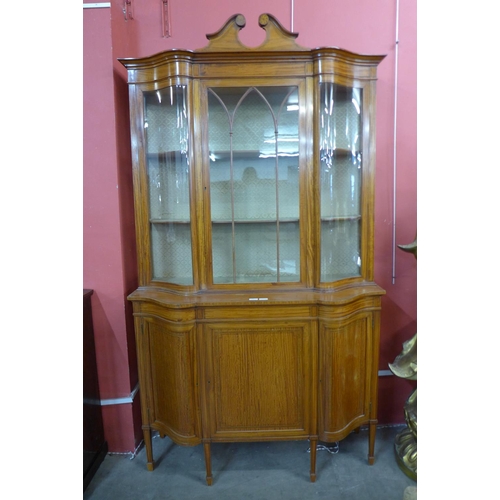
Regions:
[[84, 383, 139, 406], [83, 3, 111, 8], [84, 371, 392, 408], [84, 371, 391, 407]]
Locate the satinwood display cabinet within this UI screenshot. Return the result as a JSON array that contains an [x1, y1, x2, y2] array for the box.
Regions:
[[119, 14, 385, 485]]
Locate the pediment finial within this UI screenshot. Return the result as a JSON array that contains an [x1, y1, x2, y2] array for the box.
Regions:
[[199, 13, 307, 52]]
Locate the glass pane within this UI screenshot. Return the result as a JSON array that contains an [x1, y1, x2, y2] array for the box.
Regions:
[[212, 222, 300, 284], [144, 85, 193, 284], [319, 83, 362, 281], [208, 86, 300, 284], [321, 219, 361, 281], [150, 223, 193, 284]]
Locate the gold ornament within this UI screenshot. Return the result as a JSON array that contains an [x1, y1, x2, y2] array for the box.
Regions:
[[390, 233, 417, 480]]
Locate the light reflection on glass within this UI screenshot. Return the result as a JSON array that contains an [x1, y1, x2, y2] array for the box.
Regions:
[[319, 82, 362, 282], [144, 84, 193, 284]]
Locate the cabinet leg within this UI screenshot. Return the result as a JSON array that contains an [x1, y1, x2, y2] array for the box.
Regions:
[[203, 442, 213, 486], [143, 427, 155, 471], [368, 421, 376, 465], [309, 438, 317, 482]]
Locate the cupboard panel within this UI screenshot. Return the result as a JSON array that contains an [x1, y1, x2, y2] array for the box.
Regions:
[[318, 314, 372, 440], [146, 319, 200, 444], [205, 322, 312, 439]]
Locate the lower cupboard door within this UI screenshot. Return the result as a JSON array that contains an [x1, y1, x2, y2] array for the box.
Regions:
[[145, 318, 200, 445], [318, 313, 373, 441], [204, 321, 312, 440]]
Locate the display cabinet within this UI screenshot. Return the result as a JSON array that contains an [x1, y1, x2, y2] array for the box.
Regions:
[[119, 13, 385, 485]]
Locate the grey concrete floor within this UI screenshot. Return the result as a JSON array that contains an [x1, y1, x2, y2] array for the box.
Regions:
[[84, 425, 416, 499]]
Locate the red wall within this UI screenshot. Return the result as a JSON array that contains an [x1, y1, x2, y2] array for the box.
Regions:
[[84, 0, 417, 452], [83, 4, 140, 452]]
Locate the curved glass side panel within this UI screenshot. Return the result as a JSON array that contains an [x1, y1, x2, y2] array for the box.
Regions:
[[208, 86, 300, 284], [144, 85, 193, 284], [319, 83, 362, 282]]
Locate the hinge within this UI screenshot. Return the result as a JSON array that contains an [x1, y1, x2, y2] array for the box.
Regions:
[[162, 0, 172, 37], [123, 0, 133, 21]]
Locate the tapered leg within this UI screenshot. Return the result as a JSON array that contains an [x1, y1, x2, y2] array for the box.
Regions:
[[368, 421, 376, 465], [309, 438, 317, 482], [203, 442, 213, 486], [143, 427, 155, 471]]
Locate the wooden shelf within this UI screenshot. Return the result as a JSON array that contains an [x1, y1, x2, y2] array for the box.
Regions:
[[147, 150, 263, 161], [212, 218, 299, 224], [321, 216, 361, 222], [320, 148, 361, 158], [151, 219, 191, 224]]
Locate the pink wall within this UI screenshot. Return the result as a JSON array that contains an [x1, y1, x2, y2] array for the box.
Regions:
[[83, 4, 140, 452], [84, 0, 417, 452]]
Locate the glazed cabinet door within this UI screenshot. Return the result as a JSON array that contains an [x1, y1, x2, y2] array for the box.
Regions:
[[140, 84, 195, 287], [318, 83, 364, 283], [202, 82, 307, 287], [318, 312, 375, 441], [136, 314, 201, 446], [201, 319, 314, 441]]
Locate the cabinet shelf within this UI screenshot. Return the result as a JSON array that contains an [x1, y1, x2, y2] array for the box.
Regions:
[[210, 150, 262, 161], [212, 218, 299, 224], [151, 219, 191, 224], [148, 150, 264, 161], [320, 148, 360, 158], [146, 150, 302, 165], [321, 216, 360, 222], [151, 218, 301, 225]]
